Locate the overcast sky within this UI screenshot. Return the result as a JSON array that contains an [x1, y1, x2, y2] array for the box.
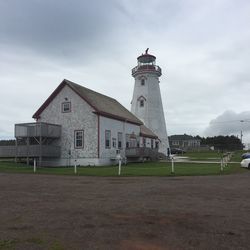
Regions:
[[1, 0, 250, 143]]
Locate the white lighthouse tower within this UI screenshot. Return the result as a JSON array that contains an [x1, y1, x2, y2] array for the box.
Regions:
[[131, 49, 170, 156]]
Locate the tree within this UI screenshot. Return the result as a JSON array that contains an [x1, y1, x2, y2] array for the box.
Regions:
[[200, 135, 243, 151], [0, 140, 15, 146]]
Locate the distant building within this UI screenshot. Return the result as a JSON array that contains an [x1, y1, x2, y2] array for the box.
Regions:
[[169, 134, 201, 151]]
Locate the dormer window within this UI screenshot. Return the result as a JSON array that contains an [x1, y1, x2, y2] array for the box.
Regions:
[[62, 102, 71, 113], [141, 79, 145, 86]]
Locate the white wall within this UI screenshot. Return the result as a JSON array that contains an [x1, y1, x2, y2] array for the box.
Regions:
[[99, 116, 140, 159], [131, 72, 169, 155], [36, 84, 158, 166], [139, 137, 156, 148], [37, 85, 98, 161]]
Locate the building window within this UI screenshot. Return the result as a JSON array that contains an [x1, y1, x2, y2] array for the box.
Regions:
[[62, 102, 71, 113], [112, 138, 116, 148], [151, 139, 154, 149], [118, 132, 123, 149], [126, 134, 130, 148], [141, 79, 145, 86], [143, 137, 146, 147], [74, 130, 84, 148], [105, 130, 111, 148], [155, 141, 159, 149], [140, 100, 144, 107], [130, 138, 137, 148]]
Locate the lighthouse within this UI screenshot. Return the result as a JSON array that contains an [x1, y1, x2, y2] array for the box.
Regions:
[[131, 49, 170, 156]]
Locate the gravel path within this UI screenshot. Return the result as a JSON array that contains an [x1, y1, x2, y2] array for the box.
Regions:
[[0, 172, 250, 249]]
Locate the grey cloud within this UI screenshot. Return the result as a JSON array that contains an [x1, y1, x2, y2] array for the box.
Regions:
[[1, 0, 250, 141], [0, 0, 120, 61], [204, 110, 250, 138]]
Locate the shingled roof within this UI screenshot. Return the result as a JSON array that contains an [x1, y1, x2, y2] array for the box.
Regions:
[[140, 125, 158, 139], [33, 79, 143, 125]]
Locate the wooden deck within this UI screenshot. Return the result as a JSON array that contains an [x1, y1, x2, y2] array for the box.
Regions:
[[15, 122, 61, 138]]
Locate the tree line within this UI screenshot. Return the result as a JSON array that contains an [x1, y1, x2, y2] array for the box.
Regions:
[[0, 140, 15, 146], [196, 135, 243, 151]]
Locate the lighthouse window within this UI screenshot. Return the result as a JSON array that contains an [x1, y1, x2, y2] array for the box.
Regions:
[[141, 79, 145, 86], [140, 99, 144, 107]]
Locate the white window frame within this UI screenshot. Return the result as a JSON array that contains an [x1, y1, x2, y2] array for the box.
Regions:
[[62, 102, 71, 113], [140, 99, 144, 107], [105, 130, 111, 149], [74, 130, 84, 148], [118, 132, 123, 149], [112, 138, 116, 148]]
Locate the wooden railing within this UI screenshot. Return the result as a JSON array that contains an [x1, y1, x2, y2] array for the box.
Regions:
[[15, 122, 61, 138], [132, 65, 162, 76]]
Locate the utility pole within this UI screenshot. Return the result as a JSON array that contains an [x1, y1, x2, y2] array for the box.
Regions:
[[240, 120, 244, 144]]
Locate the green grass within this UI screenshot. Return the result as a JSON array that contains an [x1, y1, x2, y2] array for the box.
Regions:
[[184, 151, 222, 161], [0, 237, 44, 250], [230, 150, 247, 162], [49, 241, 65, 250], [26, 237, 44, 245], [0, 239, 18, 250], [0, 160, 247, 177]]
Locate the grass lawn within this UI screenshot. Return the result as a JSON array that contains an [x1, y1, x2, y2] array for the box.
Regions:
[[0, 160, 246, 177], [184, 150, 248, 162], [230, 150, 247, 162], [184, 151, 222, 161]]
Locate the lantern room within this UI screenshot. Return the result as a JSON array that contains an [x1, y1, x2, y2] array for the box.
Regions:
[[132, 49, 162, 77]]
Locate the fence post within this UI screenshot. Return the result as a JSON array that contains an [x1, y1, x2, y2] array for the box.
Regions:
[[118, 159, 121, 176], [33, 158, 36, 173], [220, 158, 224, 172], [74, 160, 77, 174], [171, 157, 175, 174]]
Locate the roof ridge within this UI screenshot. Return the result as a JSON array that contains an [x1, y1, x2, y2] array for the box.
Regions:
[[64, 79, 117, 102], [64, 79, 143, 124], [33, 79, 143, 125]]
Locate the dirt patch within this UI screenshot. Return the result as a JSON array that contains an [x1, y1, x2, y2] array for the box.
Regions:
[[0, 172, 250, 249]]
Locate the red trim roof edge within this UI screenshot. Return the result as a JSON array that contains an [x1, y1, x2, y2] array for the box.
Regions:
[[93, 111, 143, 126], [66, 82, 100, 113], [32, 80, 67, 119], [32, 79, 100, 119]]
